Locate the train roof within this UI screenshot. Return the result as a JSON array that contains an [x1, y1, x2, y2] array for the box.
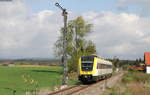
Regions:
[[82, 55, 109, 61], [81, 55, 112, 65]]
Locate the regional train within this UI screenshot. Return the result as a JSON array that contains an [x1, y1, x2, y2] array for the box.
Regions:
[[78, 55, 113, 82]]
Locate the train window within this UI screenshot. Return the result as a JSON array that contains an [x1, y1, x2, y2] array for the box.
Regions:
[[101, 64, 104, 69], [107, 65, 112, 68], [97, 63, 101, 69], [97, 63, 112, 69], [81, 62, 93, 71], [99, 64, 112, 69], [81, 56, 94, 61]]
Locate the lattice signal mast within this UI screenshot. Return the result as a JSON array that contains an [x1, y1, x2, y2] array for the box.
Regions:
[[55, 2, 68, 85]]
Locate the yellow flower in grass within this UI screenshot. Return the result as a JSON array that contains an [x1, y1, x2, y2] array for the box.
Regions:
[[30, 79, 35, 84], [24, 79, 28, 83]]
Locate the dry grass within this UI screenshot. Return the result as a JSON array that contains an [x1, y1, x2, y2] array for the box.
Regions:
[[68, 72, 79, 85], [37, 88, 52, 95], [128, 82, 150, 95], [102, 71, 150, 95], [68, 72, 78, 80]]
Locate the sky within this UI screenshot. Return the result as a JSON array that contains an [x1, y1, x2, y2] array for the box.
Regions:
[[0, 0, 150, 59], [23, 0, 117, 13]]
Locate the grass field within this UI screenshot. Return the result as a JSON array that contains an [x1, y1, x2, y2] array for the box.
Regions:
[[0, 65, 77, 95]]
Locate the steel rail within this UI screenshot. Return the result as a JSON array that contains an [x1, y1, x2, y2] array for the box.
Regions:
[[48, 85, 80, 95]]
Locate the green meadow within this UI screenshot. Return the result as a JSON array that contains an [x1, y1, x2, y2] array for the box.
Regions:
[[0, 65, 72, 95]]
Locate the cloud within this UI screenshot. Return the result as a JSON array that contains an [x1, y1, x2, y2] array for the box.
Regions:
[[0, 0, 150, 59], [117, 0, 150, 16], [83, 12, 150, 59], [0, 0, 62, 59]]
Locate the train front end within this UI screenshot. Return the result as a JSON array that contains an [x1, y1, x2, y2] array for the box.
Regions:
[[78, 56, 97, 82]]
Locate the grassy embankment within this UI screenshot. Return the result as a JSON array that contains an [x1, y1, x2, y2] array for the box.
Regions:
[[103, 71, 150, 95], [0, 65, 78, 95]]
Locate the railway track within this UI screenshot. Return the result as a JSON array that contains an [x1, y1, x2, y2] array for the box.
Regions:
[[48, 72, 123, 95], [48, 79, 106, 95], [48, 85, 89, 95]]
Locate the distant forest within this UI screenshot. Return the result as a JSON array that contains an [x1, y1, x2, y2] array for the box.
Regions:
[[0, 58, 61, 66], [0, 58, 144, 67]]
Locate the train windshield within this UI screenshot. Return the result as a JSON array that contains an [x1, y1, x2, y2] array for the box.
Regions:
[[81, 56, 94, 71]]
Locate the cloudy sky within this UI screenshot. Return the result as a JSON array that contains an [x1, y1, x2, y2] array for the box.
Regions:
[[0, 0, 150, 59]]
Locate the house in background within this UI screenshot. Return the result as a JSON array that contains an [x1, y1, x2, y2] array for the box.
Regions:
[[144, 52, 150, 74]]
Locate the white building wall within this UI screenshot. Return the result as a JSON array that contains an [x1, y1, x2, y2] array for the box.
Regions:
[[146, 66, 150, 74]]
